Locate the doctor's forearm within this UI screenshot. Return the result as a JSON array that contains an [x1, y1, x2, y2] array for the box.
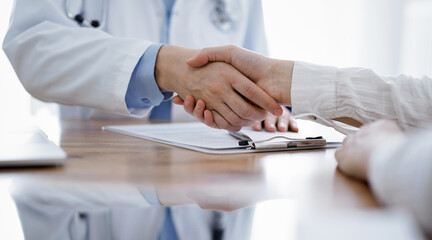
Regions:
[[3, 0, 156, 116]]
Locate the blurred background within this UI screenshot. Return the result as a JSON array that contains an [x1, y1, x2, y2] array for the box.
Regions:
[[0, 0, 431, 119]]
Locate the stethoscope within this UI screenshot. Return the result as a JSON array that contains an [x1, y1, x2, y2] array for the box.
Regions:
[[64, 0, 108, 29], [211, 0, 240, 31], [64, 0, 238, 31]]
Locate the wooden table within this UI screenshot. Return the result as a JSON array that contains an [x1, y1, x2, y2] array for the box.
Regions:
[[0, 119, 380, 239]]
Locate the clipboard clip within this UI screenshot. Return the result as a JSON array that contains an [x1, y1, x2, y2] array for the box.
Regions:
[[229, 131, 326, 150]]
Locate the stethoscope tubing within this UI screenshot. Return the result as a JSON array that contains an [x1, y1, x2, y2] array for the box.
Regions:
[[65, 0, 234, 31], [64, 0, 108, 29]]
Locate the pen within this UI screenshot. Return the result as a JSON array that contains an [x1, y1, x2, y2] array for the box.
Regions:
[[229, 131, 327, 150], [229, 131, 253, 146]]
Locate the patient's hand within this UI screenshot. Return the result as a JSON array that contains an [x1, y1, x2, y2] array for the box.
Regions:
[[173, 95, 298, 132], [335, 120, 404, 181], [186, 45, 295, 106]]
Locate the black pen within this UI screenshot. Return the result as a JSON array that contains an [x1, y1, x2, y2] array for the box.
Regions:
[[229, 131, 253, 146]]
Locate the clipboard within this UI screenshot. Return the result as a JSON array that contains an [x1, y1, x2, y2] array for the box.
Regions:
[[103, 120, 345, 154]]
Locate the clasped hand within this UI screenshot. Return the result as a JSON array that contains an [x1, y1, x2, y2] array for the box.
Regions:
[[165, 45, 298, 132], [155, 45, 285, 132]]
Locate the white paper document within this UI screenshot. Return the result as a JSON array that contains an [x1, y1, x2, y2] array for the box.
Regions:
[[103, 120, 346, 154]]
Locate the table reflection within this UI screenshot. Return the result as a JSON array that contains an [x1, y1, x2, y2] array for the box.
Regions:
[[5, 174, 424, 240], [10, 179, 280, 240]]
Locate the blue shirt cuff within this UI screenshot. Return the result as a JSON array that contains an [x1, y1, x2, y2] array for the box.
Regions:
[[125, 44, 173, 109]]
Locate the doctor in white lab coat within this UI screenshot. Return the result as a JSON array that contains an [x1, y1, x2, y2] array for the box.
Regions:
[[3, 0, 291, 132]]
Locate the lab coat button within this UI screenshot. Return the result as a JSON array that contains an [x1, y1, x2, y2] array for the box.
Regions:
[[309, 115, 317, 120], [141, 98, 151, 104]]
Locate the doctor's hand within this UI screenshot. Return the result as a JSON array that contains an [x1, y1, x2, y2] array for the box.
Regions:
[[335, 120, 404, 181], [155, 45, 282, 131], [186, 45, 295, 106], [173, 95, 298, 132]]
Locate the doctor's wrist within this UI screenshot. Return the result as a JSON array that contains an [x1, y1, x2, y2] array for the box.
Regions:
[[154, 45, 172, 92], [154, 45, 199, 93]]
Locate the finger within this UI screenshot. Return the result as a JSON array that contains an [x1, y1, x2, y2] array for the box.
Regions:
[[183, 95, 196, 115], [334, 148, 353, 178], [187, 45, 236, 67], [342, 136, 348, 145], [231, 75, 282, 117], [263, 114, 277, 132], [213, 65, 269, 121], [334, 147, 344, 163], [224, 87, 268, 121], [212, 110, 242, 132], [252, 121, 263, 131], [204, 110, 219, 129], [193, 99, 206, 122], [343, 135, 354, 146], [172, 96, 184, 105], [214, 102, 255, 127], [189, 46, 266, 81], [288, 116, 299, 132], [276, 108, 290, 132]]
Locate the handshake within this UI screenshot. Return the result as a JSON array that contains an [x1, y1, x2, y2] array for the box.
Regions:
[[155, 45, 298, 132]]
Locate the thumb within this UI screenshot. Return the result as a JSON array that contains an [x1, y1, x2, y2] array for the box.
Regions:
[[172, 95, 184, 105], [187, 45, 236, 67], [186, 53, 210, 67]]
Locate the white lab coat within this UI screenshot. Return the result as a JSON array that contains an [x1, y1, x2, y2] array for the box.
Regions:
[[3, 0, 268, 119]]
